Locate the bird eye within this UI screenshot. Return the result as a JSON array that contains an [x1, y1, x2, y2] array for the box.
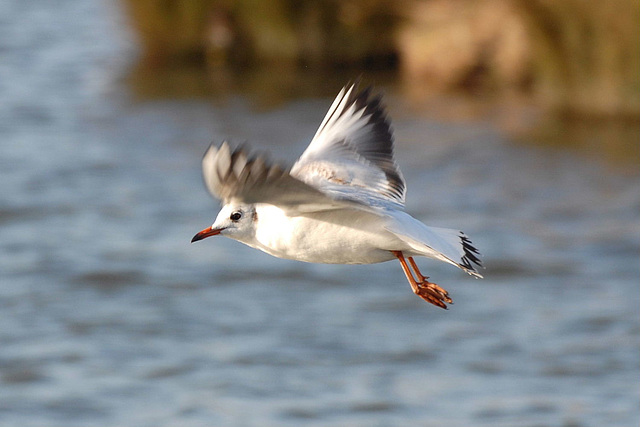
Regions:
[[230, 211, 242, 222]]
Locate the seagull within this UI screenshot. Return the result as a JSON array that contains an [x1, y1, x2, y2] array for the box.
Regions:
[[191, 82, 482, 309]]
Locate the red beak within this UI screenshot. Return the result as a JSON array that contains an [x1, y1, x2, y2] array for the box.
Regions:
[[191, 226, 223, 243]]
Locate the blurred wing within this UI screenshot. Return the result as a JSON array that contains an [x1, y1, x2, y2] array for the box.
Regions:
[[291, 82, 406, 208], [201, 142, 352, 213]]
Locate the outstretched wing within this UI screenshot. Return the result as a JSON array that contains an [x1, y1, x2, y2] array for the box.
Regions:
[[290, 83, 406, 208], [201, 141, 353, 213]]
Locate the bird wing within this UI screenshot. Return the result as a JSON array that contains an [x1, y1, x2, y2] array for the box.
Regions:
[[290, 83, 406, 209], [201, 141, 358, 213]]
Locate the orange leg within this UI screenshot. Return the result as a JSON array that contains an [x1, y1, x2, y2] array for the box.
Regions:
[[408, 257, 427, 282], [391, 251, 452, 309], [408, 256, 452, 300]]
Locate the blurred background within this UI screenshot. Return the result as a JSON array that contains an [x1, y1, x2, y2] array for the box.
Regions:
[[0, 0, 638, 426]]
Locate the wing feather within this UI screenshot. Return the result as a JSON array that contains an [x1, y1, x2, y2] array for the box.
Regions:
[[201, 141, 356, 213], [291, 82, 406, 206]]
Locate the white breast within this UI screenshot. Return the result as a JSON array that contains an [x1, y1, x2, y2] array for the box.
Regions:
[[249, 204, 402, 264]]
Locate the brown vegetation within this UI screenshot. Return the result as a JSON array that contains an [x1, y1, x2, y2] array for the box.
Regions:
[[121, 0, 639, 117]]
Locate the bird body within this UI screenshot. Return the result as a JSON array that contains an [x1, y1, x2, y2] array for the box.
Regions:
[[246, 204, 400, 264], [192, 82, 483, 308]]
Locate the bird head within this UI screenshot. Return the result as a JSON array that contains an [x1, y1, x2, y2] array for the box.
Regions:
[[191, 203, 257, 243]]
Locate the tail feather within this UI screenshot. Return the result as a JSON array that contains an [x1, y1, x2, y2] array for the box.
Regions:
[[458, 233, 484, 277], [386, 211, 483, 278]]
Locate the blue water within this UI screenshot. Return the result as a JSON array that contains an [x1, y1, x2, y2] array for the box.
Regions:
[[1, 1, 639, 426]]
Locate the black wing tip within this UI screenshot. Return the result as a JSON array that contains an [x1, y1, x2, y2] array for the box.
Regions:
[[343, 81, 383, 114], [342, 84, 391, 142], [337, 80, 406, 203]]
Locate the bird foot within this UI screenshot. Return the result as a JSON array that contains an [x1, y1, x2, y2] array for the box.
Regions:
[[414, 280, 453, 309]]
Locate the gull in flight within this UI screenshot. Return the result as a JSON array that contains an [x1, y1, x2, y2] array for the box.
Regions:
[[192, 83, 482, 309]]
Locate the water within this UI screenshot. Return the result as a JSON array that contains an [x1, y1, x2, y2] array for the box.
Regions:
[[1, 1, 639, 426]]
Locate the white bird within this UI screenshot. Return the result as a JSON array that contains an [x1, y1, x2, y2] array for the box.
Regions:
[[192, 82, 482, 309]]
